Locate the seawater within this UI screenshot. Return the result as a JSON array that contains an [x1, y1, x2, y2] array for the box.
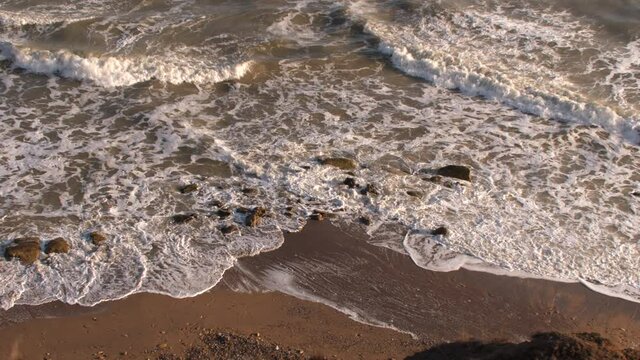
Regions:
[[0, 0, 639, 320]]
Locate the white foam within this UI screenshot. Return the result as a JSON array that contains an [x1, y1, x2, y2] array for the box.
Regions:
[[0, 41, 252, 87], [347, 1, 640, 144]]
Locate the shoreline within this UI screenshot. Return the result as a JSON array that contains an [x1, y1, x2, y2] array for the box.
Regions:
[[2, 221, 640, 359]]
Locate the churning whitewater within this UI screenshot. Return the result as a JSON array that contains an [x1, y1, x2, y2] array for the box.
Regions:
[[0, 0, 639, 323]]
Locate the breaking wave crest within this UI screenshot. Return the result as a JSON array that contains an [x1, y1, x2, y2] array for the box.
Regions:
[[0, 41, 252, 87]]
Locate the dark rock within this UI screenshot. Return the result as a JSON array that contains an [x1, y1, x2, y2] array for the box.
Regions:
[[406, 190, 423, 197], [210, 200, 224, 208], [89, 232, 108, 245], [179, 184, 199, 194], [319, 157, 357, 170], [220, 225, 239, 235], [4, 237, 40, 264], [343, 177, 358, 188], [436, 165, 471, 181], [406, 332, 638, 360], [359, 216, 371, 226], [241, 188, 258, 195], [173, 213, 198, 224], [632, 192, 640, 197], [431, 226, 448, 236], [217, 209, 232, 218], [426, 175, 444, 184], [245, 207, 267, 227], [45, 237, 70, 254], [309, 213, 324, 221], [360, 184, 379, 196]]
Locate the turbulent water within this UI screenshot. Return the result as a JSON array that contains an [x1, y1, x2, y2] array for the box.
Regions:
[[0, 0, 639, 316]]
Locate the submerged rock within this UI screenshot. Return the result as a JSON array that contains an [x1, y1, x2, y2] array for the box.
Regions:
[[179, 184, 199, 194], [4, 237, 40, 264], [217, 209, 232, 219], [220, 225, 239, 235], [309, 210, 327, 221], [89, 232, 108, 245], [360, 184, 379, 196], [245, 207, 266, 227], [173, 213, 198, 224], [320, 157, 357, 170], [431, 226, 449, 236], [343, 177, 358, 188], [45, 237, 70, 254], [436, 165, 471, 181]]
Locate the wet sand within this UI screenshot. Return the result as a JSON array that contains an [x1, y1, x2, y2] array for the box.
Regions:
[[1, 221, 639, 359]]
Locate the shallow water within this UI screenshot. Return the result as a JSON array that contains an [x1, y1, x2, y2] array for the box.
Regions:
[[0, 0, 638, 314]]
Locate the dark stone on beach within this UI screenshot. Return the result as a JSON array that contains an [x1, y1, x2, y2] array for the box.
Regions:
[[431, 226, 448, 236], [179, 184, 199, 194], [45, 237, 70, 254], [407, 190, 423, 197], [360, 184, 379, 196], [407, 332, 639, 360], [241, 188, 258, 195], [220, 225, 239, 235], [173, 213, 198, 224], [89, 232, 108, 245], [359, 216, 371, 226], [632, 192, 640, 197], [436, 165, 471, 181], [343, 177, 358, 188], [320, 157, 357, 170], [308, 209, 327, 221], [210, 200, 224, 208], [4, 237, 40, 264], [217, 209, 232, 219], [245, 207, 266, 227]]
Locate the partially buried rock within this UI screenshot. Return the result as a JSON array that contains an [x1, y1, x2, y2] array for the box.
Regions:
[[406, 190, 423, 197], [173, 213, 198, 224], [245, 207, 266, 227], [431, 226, 448, 236], [359, 216, 371, 226], [89, 232, 108, 245], [320, 157, 357, 170], [4, 237, 40, 264], [360, 184, 379, 196], [343, 177, 358, 188], [45, 237, 70, 254], [309, 213, 324, 221], [217, 208, 232, 219], [179, 184, 199, 194], [436, 165, 471, 181], [220, 225, 239, 235]]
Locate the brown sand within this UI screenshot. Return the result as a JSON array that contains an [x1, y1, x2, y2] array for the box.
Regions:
[[1, 221, 639, 359]]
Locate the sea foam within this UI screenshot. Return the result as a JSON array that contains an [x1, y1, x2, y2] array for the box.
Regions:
[[0, 41, 252, 87]]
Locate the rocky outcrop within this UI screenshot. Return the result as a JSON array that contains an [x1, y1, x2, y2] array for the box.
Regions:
[[436, 165, 471, 181], [89, 232, 108, 245], [45, 237, 70, 254], [320, 157, 357, 170], [245, 207, 266, 227], [4, 237, 40, 264]]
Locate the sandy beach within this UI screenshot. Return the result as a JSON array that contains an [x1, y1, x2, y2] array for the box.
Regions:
[[2, 221, 639, 359]]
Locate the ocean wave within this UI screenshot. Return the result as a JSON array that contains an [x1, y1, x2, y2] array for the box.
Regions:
[[347, 1, 640, 145], [0, 41, 252, 87]]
